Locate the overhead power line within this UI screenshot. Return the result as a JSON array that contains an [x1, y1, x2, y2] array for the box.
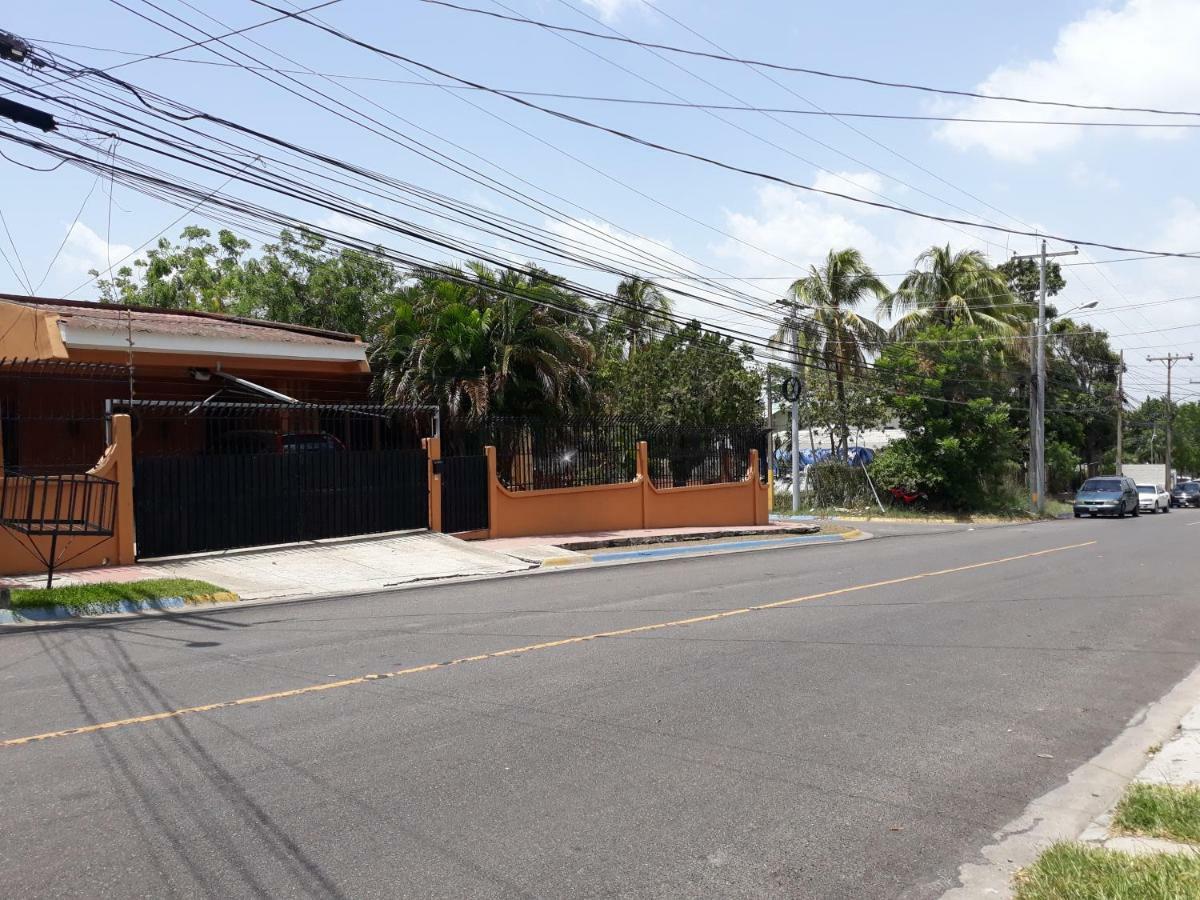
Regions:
[[250, 0, 1200, 260], [420, 0, 1200, 119], [32, 42, 1200, 129], [1, 23, 1182, 403]]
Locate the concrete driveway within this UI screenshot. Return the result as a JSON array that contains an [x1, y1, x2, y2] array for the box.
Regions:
[[93, 531, 535, 600]]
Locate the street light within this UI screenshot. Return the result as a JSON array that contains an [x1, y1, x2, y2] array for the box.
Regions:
[[1049, 300, 1100, 319]]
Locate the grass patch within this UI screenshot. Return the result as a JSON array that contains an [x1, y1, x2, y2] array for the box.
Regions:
[[1014, 842, 1200, 899], [10, 578, 233, 611], [1043, 499, 1073, 519], [1113, 783, 1200, 845]]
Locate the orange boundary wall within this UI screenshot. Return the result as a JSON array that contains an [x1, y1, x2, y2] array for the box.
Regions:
[[483, 442, 768, 539], [0, 423, 767, 573], [0, 414, 135, 577]]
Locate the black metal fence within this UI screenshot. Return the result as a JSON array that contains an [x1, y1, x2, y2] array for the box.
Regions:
[[484, 418, 642, 491], [133, 448, 429, 558], [440, 416, 767, 492], [119, 400, 435, 558], [646, 425, 769, 489]]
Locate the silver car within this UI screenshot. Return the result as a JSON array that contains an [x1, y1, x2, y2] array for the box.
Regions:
[[1136, 483, 1171, 514]]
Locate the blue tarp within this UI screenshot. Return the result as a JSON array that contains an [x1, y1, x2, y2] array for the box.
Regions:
[[774, 445, 874, 471]]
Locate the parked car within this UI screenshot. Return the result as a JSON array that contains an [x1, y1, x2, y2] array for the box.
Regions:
[[1171, 481, 1200, 508], [1073, 476, 1140, 518], [1136, 483, 1171, 514]]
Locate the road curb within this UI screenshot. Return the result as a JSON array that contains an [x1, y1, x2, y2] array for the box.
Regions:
[[0, 591, 243, 625], [0, 527, 871, 631], [559, 524, 819, 550], [587, 529, 861, 563], [945, 660, 1200, 899]]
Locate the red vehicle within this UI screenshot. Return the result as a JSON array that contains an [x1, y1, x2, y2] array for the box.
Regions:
[[887, 486, 928, 509]]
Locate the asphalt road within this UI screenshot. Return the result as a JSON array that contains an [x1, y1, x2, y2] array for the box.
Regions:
[[3, 509, 1200, 899]]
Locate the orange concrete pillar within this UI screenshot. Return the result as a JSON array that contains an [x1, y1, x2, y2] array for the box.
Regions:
[[749, 449, 767, 525], [424, 436, 443, 532], [637, 440, 649, 529], [112, 413, 136, 565], [485, 445, 499, 536]]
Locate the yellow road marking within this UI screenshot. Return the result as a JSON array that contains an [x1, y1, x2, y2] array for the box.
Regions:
[[2, 540, 1096, 748]]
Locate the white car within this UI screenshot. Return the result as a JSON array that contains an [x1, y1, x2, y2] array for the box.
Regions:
[[1136, 483, 1171, 513]]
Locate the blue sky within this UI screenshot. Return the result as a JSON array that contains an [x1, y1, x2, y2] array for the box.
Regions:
[[2, 0, 1198, 399]]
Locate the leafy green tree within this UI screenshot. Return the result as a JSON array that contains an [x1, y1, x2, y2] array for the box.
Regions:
[[871, 322, 1021, 510], [1122, 397, 1200, 476], [1124, 397, 1170, 464], [1173, 403, 1200, 476], [787, 248, 888, 454], [797, 366, 887, 453], [997, 257, 1065, 307], [94, 226, 403, 339], [597, 321, 762, 426], [881, 244, 1028, 340], [1044, 320, 1120, 476]]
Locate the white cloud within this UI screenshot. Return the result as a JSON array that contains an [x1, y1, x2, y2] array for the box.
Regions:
[[1067, 162, 1120, 191], [54, 221, 134, 281], [936, 0, 1200, 162], [538, 215, 782, 333], [579, 0, 643, 22], [810, 170, 888, 207], [718, 184, 884, 273], [711, 181, 1002, 281], [315, 210, 381, 241]]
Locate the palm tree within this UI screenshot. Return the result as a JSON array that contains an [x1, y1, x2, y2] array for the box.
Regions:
[[787, 248, 888, 454], [601, 276, 672, 356], [371, 264, 594, 421], [880, 244, 1027, 340]]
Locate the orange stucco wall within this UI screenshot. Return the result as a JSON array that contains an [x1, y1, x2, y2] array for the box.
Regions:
[[0, 414, 135, 578], [486, 446, 645, 538], [483, 443, 769, 539], [0, 302, 69, 360]]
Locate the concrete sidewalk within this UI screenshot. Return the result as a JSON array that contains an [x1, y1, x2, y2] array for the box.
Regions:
[[2, 531, 535, 602], [1078, 697, 1200, 856], [476, 522, 822, 564]]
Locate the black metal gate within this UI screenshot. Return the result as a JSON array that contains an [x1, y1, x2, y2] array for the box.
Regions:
[[122, 400, 435, 559], [134, 448, 429, 558], [439, 454, 489, 534]]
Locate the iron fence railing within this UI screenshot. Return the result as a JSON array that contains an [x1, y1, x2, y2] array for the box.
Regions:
[[440, 417, 767, 492], [0, 469, 118, 536], [0, 360, 128, 473], [485, 418, 642, 491], [646, 425, 769, 489], [110, 400, 436, 457], [0, 468, 119, 586]]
